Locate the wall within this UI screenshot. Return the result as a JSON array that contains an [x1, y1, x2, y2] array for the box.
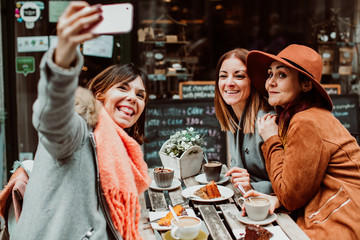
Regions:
[[0, 0, 6, 187]]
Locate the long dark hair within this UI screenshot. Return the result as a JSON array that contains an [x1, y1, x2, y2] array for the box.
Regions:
[[276, 74, 328, 139], [86, 63, 149, 144]]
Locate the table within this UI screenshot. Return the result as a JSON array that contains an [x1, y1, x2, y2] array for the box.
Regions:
[[139, 167, 310, 240]]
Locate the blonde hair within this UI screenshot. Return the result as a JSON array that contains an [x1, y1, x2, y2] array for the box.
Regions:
[[214, 48, 271, 134]]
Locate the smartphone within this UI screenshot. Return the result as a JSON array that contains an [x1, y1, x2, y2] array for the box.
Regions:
[[91, 3, 133, 35]]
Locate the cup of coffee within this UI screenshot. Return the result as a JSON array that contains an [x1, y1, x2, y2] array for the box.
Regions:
[[170, 216, 202, 240], [153, 167, 174, 188], [203, 161, 222, 182], [240, 196, 270, 221]]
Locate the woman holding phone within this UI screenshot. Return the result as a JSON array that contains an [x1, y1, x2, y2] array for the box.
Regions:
[[243, 44, 360, 239], [12, 2, 150, 240]]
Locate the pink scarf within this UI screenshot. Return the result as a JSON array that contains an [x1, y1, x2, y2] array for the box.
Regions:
[[94, 108, 151, 239]]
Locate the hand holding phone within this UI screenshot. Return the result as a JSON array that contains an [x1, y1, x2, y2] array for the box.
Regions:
[[91, 3, 133, 35]]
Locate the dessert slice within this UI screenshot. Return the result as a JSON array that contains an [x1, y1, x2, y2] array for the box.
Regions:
[[157, 205, 186, 227], [245, 224, 273, 240], [194, 180, 221, 199]]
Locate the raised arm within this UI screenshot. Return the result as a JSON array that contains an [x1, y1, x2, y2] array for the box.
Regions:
[[32, 2, 102, 158]]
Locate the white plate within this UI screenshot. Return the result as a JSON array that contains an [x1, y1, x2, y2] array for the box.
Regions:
[[233, 225, 289, 240], [195, 173, 230, 185], [149, 208, 196, 231], [181, 185, 234, 202], [236, 211, 277, 225], [149, 179, 181, 191]]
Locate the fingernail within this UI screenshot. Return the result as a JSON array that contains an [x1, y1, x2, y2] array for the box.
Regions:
[[94, 4, 102, 11], [83, 6, 91, 13]]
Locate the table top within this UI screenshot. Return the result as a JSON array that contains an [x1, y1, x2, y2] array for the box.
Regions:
[[139, 167, 310, 240]]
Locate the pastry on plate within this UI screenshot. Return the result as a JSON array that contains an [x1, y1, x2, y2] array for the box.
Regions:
[[157, 205, 186, 227], [194, 180, 221, 199]]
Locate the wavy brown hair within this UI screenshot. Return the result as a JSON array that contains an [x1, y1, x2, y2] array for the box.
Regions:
[[214, 48, 272, 134], [86, 63, 149, 144]]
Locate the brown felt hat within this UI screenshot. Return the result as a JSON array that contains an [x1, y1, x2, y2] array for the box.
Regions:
[[247, 44, 333, 111]]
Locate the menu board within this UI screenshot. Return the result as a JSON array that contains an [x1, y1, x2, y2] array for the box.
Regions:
[[144, 99, 227, 168], [331, 94, 359, 134], [179, 81, 215, 99], [322, 84, 341, 95]]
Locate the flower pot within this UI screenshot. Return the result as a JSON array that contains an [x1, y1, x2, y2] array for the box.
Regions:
[[159, 140, 203, 179]]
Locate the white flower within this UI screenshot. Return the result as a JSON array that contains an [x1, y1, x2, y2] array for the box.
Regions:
[[162, 127, 205, 158]]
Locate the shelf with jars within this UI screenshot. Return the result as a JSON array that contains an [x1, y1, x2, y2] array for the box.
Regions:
[[137, 14, 198, 99], [314, 10, 359, 95]]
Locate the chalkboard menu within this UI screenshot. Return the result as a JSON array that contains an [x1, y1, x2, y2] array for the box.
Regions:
[[331, 94, 359, 134], [179, 81, 215, 99], [144, 99, 227, 168], [322, 84, 341, 95]]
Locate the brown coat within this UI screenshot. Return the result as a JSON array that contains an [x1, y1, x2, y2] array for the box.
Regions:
[[262, 107, 360, 240]]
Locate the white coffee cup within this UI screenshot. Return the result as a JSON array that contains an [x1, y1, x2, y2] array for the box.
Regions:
[[170, 216, 202, 240], [240, 196, 270, 221]]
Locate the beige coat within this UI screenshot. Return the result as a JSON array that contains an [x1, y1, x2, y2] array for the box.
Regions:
[[262, 107, 360, 240]]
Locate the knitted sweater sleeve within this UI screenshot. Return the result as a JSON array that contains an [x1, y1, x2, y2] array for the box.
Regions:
[[32, 47, 86, 159]]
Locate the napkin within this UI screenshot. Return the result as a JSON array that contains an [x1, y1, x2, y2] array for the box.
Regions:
[[233, 226, 290, 240]]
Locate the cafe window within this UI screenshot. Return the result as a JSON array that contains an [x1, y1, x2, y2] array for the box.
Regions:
[[2, 0, 132, 178], [1, 0, 359, 181], [134, 0, 359, 99]]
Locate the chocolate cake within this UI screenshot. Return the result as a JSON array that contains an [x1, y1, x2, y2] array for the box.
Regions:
[[245, 224, 273, 240]]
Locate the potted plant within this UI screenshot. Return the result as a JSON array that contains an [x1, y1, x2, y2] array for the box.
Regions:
[[159, 127, 205, 179]]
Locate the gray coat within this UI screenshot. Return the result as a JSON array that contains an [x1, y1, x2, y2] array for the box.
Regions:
[[228, 109, 274, 194], [12, 48, 121, 240]]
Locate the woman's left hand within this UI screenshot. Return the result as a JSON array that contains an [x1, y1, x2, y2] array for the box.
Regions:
[[257, 114, 278, 141], [241, 190, 281, 216]]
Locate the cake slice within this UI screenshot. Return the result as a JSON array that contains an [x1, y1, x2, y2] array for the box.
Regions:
[[245, 224, 273, 240], [194, 180, 221, 199], [157, 205, 186, 227]]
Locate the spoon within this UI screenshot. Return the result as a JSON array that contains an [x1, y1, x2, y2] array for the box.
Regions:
[[169, 205, 180, 222], [237, 185, 246, 196], [203, 153, 208, 163]]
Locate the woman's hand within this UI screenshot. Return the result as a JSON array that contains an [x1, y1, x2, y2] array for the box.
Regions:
[[55, 2, 103, 68], [241, 190, 281, 216], [225, 167, 252, 192], [257, 113, 278, 141]]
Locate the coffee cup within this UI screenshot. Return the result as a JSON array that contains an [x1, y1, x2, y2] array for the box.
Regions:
[[153, 167, 174, 188], [203, 161, 222, 182], [240, 196, 270, 221], [170, 216, 202, 240]]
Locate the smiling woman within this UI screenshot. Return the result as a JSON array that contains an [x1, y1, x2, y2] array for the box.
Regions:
[[213, 48, 275, 195], [11, 3, 151, 240], [87, 64, 149, 143], [245, 44, 360, 239]]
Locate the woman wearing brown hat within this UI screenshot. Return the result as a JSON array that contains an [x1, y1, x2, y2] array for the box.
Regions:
[[242, 44, 360, 239], [214, 48, 274, 195]]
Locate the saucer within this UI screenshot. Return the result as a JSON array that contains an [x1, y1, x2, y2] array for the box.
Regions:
[[236, 211, 277, 225], [149, 179, 181, 191], [164, 230, 208, 240], [195, 173, 229, 185]]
